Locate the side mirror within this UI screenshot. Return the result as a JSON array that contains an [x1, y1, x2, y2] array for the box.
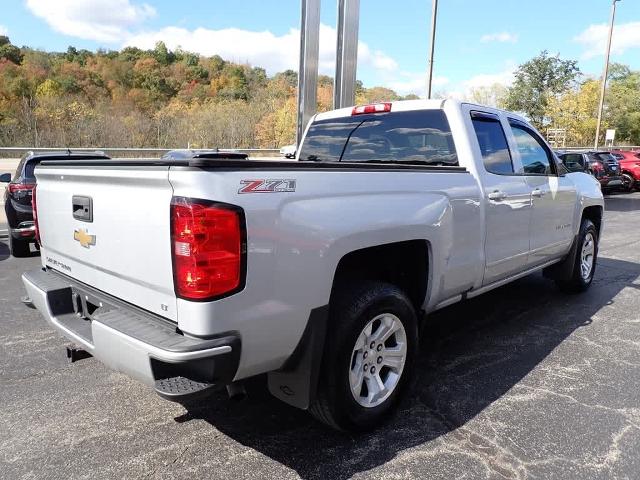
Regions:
[[0, 173, 11, 183]]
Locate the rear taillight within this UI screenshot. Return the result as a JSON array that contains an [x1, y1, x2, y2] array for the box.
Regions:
[[8, 183, 35, 194], [32, 184, 40, 244], [170, 197, 245, 300], [351, 102, 392, 115]]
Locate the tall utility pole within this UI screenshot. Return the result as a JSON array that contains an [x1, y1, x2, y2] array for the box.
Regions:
[[426, 0, 438, 99], [296, 0, 321, 147], [594, 0, 620, 149], [334, 0, 360, 109]]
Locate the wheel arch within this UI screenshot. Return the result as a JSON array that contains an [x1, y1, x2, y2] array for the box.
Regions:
[[582, 205, 603, 237], [329, 240, 431, 313]]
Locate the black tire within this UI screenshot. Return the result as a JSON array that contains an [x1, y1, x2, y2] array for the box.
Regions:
[[621, 173, 635, 192], [556, 219, 598, 293], [309, 281, 418, 431], [8, 234, 31, 258]]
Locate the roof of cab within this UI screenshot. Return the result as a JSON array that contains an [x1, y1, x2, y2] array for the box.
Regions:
[[313, 98, 529, 125]]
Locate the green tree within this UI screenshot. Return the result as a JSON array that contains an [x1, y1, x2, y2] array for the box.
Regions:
[[606, 70, 640, 144], [504, 51, 580, 129], [153, 41, 174, 66], [0, 36, 23, 65], [608, 63, 631, 82]]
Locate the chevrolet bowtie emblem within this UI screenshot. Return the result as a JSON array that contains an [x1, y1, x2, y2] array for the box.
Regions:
[[74, 228, 96, 248]]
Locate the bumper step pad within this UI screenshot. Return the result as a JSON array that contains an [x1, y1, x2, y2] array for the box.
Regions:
[[154, 376, 216, 402]]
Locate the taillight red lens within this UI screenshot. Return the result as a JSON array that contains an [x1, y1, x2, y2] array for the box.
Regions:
[[171, 197, 245, 300], [32, 184, 41, 244], [8, 183, 35, 194], [351, 102, 392, 115]]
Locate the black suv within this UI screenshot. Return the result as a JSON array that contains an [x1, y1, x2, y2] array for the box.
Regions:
[[558, 150, 623, 193], [1, 151, 110, 257]]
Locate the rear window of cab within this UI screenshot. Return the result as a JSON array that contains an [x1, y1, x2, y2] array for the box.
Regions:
[[298, 110, 458, 166]]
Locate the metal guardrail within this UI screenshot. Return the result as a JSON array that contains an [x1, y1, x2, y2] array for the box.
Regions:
[[0, 147, 282, 158], [557, 146, 640, 152]]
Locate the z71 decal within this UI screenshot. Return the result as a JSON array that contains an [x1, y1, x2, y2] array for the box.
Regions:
[[239, 179, 296, 194]]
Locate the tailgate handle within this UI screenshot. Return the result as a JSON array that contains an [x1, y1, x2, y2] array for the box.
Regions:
[[72, 196, 93, 222]]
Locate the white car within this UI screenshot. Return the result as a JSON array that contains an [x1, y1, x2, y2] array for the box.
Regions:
[[279, 144, 296, 158]]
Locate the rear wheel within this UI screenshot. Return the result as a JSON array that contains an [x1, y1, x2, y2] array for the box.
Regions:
[[556, 219, 598, 293], [9, 233, 30, 258], [310, 281, 418, 431]]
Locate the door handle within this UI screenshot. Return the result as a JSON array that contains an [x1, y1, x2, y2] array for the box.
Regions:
[[488, 190, 507, 201], [532, 188, 545, 198]]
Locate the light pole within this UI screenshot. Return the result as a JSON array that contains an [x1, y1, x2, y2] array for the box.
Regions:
[[426, 0, 438, 99], [594, 0, 620, 149]]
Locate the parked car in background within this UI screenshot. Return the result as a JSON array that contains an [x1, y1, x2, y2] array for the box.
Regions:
[[0, 151, 110, 257], [558, 151, 623, 193], [611, 150, 640, 191], [279, 144, 296, 158]]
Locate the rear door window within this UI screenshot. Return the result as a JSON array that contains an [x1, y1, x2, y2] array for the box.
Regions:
[[470, 112, 514, 175], [509, 122, 554, 175], [298, 110, 458, 166]]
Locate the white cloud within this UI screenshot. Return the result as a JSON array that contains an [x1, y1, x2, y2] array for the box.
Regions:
[[25, 0, 156, 43], [125, 23, 399, 78], [480, 32, 518, 44], [385, 72, 448, 97], [441, 65, 515, 103], [463, 67, 515, 90], [575, 21, 640, 59], [0, 25, 8, 36]]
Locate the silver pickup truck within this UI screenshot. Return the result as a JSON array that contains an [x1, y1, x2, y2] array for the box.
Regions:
[[23, 99, 603, 431]]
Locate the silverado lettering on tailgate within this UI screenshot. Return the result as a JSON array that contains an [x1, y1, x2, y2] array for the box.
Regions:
[[45, 256, 72, 273]]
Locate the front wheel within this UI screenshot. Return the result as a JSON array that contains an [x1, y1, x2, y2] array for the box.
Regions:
[[621, 173, 635, 192], [310, 282, 418, 431], [556, 219, 598, 293]]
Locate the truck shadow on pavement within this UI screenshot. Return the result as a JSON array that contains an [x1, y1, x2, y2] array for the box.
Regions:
[[178, 256, 640, 480]]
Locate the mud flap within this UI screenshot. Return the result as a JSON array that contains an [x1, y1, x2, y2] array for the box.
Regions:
[[543, 234, 579, 282], [267, 305, 328, 410]]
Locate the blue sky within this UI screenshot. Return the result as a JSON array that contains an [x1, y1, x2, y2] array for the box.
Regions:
[[2, 0, 639, 97]]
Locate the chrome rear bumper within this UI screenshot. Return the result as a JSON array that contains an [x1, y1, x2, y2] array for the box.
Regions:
[[22, 268, 239, 392]]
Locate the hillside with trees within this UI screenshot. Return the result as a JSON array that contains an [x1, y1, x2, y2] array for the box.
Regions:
[[0, 36, 417, 150], [0, 36, 638, 149]]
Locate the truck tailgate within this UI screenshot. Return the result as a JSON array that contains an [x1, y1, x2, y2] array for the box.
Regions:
[[35, 166, 177, 321]]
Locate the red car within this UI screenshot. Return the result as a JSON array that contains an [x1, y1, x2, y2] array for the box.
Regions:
[[611, 150, 640, 191]]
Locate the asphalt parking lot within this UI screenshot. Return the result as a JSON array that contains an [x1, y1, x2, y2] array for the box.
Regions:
[[1, 193, 640, 480]]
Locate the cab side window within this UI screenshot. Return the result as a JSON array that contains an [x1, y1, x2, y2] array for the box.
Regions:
[[509, 122, 554, 175], [471, 112, 514, 175]]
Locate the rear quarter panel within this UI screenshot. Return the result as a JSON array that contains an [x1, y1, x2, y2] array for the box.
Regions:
[[169, 167, 482, 379]]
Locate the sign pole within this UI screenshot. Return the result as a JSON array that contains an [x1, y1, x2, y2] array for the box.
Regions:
[[594, 0, 620, 149]]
